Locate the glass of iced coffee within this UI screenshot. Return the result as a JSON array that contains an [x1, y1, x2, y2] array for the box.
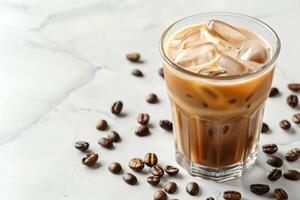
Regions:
[[160, 12, 280, 181]]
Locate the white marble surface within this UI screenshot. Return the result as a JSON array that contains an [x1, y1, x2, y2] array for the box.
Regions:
[[0, 0, 300, 199]]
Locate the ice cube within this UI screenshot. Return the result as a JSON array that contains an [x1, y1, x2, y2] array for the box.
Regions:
[[237, 40, 268, 64], [218, 55, 249, 75], [174, 29, 201, 49]]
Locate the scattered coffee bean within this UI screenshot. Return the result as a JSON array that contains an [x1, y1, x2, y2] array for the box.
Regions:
[[144, 153, 158, 167], [108, 162, 122, 174], [147, 176, 160, 186], [250, 184, 270, 195], [286, 148, 300, 161], [274, 188, 288, 200], [129, 158, 144, 172], [267, 168, 282, 181], [279, 120, 291, 130], [223, 191, 241, 200], [206, 197, 215, 200], [137, 113, 150, 125], [158, 68, 164, 78], [111, 101, 123, 115], [126, 52, 140, 62], [186, 182, 199, 196], [107, 131, 120, 142], [164, 182, 177, 194], [96, 119, 108, 130], [283, 169, 300, 181], [74, 141, 89, 152], [146, 93, 158, 104], [262, 144, 278, 154], [159, 120, 173, 131], [98, 137, 113, 149], [267, 156, 283, 167], [82, 153, 98, 166], [164, 165, 179, 176], [292, 113, 300, 124], [153, 190, 167, 200], [288, 83, 300, 92], [261, 122, 270, 133], [269, 87, 279, 97], [287, 94, 298, 108], [151, 165, 164, 177], [132, 69, 143, 77], [135, 125, 149, 136], [123, 172, 137, 185]]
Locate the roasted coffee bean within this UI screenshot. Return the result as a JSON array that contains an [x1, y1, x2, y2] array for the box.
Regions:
[[82, 153, 98, 166], [223, 191, 241, 200], [151, 165, 164, 177], [158, 68, 164, 78], [129, 158, 144, 172], [286, 148, 300, 161], [283, 169, 300, 181], [144, 153, 158, 167], [108, 162, 122, 174], [269, 87, 279, 97], [123, 172, 137, 185], [262, 144, 278, 154], [164, 182, 177, 194], [159, 120, 173, 131], [274, 188, 288, 200], [107, 131, 120, 142], [288, 83, 300, 92], [147, 176, 160, 186], [146, 93, 158, 104], [292, 113, 300, 124], [135, 125, 149, 136], [267, 168, 282, 181], [126, 52, 140, 62], [267, 156, 283, 167], [287, 94, 298, 108], [261, 122, 270, 133], [98, 137, 113, 149], [96, 119, 108, 130], [131, 69, 143, 77], [186, 182, 199, 196], [137, 113, 150, 125], [206, 197, 215, 200], [74, 141, 89, 152], [153, 190, 167, 200], [111, 101, 123, 115], [279, 120, 291, 130], [164, 165, 179, 176], [250, 184, 270, 195]]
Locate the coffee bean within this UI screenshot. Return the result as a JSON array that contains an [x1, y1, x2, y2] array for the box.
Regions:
[[164, 165, 179, 176], [262, 144, 278, 154], [288, 83, 300, 92], [111, 101, 123, 115], [147, 176, 160, 186], [144, 153, 158, 167], [82, 153, 98, 166], [279, 120, 291, 130], [107, 131, 120, 142], [286, 148, 300, 161], [126, 52, 140, 62], [123, 172, 137, 185], [108, 162, 122, 174], [159, 120, 173, 131], [269, 87, 279, 97], [151, 165, 164, 177], [250, 184, 270, 195], [223, 191, 241, 200], [206, 197, 215, 200], [153, 190, 167, 200], [267, 156, 283, 167], [146, 93, 158, 104], [164, 182, 177, 194], [137, 113, 150, 125], [98, 137, 113, 149], [287, 94, 298, 108], [96, 119, 108, 130], [135, 125, 149, 136], [261, 122, 270, 133], [158, 68, 164, 78], [274, 188, 288, 200], [267, 168, 282, 181], [132, 69, 143, 77], [292, 113, 300, 124], [74, 141, 89, 152], [186, 182, 199, 196], [129, 158, 144, 172], [283, 169, 300, 181]]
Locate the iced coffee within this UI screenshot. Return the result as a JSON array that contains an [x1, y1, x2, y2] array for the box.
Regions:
[[160, 13, 280, 181]]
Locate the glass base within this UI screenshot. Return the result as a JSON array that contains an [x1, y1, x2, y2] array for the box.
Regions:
[[176, 151, 257, 182]]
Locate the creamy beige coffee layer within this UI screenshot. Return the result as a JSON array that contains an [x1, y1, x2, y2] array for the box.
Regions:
[[167, 20, 271, 76]]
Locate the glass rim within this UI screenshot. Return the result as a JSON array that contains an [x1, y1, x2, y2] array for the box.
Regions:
[[159, 12, 281, 81]]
